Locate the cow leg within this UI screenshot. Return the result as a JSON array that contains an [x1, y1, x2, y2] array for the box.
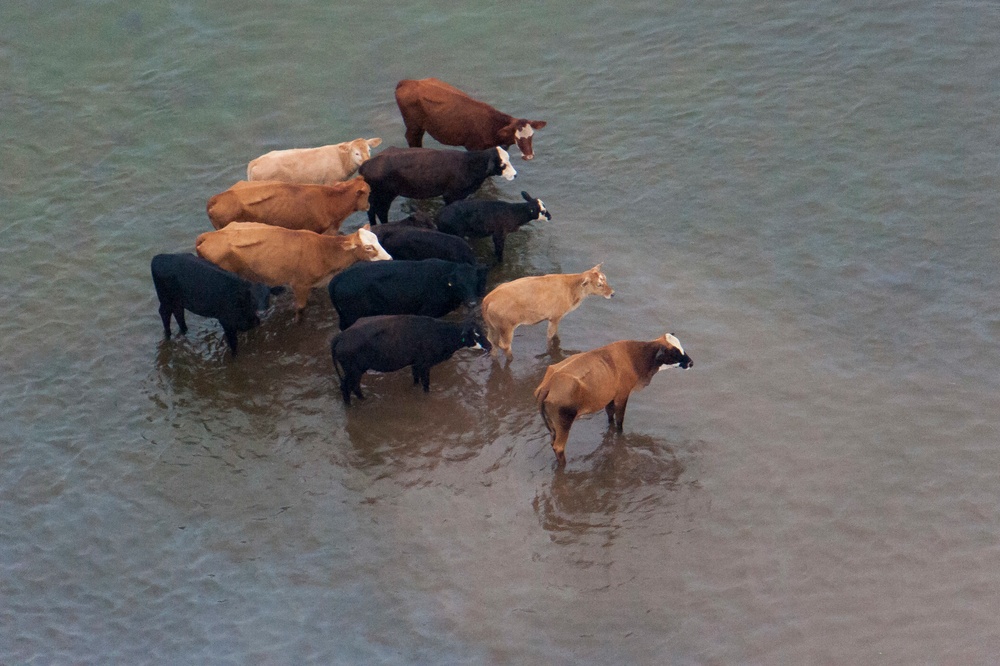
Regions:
[[404, 124, 425, 148], [552, 406, 576, 465], [613, 395, 630, 432], [222, 325, 239, 357], [419, 367, 431, 393], [368, 194, 393, 225], [292, 285, 310, 323], [158, 302, 173, 338], [411, 366, 421, 385], [605, 401, 616, 426], [492, 233, 506, 262], [499, 328, 515, 362], [174, 306, 188, 335], [546, 316, 563, 342], [340, 376, 353, 405]]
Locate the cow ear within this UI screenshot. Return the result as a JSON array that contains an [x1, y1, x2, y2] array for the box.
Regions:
[[368, 137, 382, 148], [530, 120, 547, 130], [521, 191, 531, 202], [362, 223, 371, 230]]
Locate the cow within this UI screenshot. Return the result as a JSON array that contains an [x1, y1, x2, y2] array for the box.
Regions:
[[331, 314, 491, 404], [247, 137, 382, 185], [372, 225, 478, 265], [357, 146, 516, 225], [195, 222, 391, 320], [395, 78, 546, 160], [481, 265, 614, 360], [206, 177, 371, 235], [435, 191, 550, 262], [327, 258, 489, 330], [150, 253, 274, 357], [534, 334, 694, 465]]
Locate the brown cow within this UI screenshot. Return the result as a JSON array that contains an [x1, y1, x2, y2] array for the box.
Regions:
[[534, 334, 693, 464], [206, 177, 371, 234], [195, 222, 391, 318], [395, 78, 547, 160], [247, 137, 382, 185], [481, 265, 614, 360]]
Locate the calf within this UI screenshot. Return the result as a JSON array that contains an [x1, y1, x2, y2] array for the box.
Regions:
[[358, 146, 516, 225], [534, 334, 693, 464], [372, 226, 478, 265], [395, 78, 546, 159], [331, 314, 491, 404], [247, 137, 382, 185], [481, 265, 614, 360], [328, 258, 489, 330], [206, 177, 371, 234], [435, 191, 550, 262], [196, 222, 391, 319], [150, 253, 273, 356]]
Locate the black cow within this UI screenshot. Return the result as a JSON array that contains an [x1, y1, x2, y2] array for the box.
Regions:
[[331, 314, 492, 404], [435, 191, 550, 262], [372, 226, 478, 265], [327, 258, 489, 330], [357, 146, 517, 225], [150, 253, 273, 356]]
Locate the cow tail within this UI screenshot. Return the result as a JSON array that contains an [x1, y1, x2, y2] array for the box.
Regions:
[[536, 387, 553, 433], [330, 334, 345, 383]]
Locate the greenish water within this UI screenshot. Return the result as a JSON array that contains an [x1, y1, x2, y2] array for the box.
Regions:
[[4, 2, 1000, 663]]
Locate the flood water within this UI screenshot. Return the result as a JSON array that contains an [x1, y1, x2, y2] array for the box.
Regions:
[[4, 1, 1000, 663]]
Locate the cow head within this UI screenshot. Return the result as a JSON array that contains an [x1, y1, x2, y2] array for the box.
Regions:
[[503, 119, 546, 160], [655, 333, 693, 370], [493, 147, 517, 180], [349, 137, 382, 168], [448, 264, 486, 310], [581, 264, 614, 299], [356, 225, 392, 261], [459, 320, 492, 353], [352, 177, 371, 211], [232, 288, 263, 333], [521, 191, 551, 221]]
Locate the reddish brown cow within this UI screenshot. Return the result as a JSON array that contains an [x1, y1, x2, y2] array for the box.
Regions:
[[395, 78, 546, 160], [534, 334, 693, 464], [195, 222, 391, 319], [481, 265, 614, 360], [206, 177, 371, 234]]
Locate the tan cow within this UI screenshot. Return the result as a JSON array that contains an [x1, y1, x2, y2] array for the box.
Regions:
[[481, 265, 614, 360], [247, 137, 383, 185], [195, 222, 391, 318], [206, 177, 371, 235], [534, 334, 693, 464]]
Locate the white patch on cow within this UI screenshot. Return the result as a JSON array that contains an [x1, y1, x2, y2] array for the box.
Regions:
[[497, 147, 517, 180], [664, 333, 684, 355], [515, 124, 534, 139], [535, 200, 548, 220], [359, 227, 392, 260]]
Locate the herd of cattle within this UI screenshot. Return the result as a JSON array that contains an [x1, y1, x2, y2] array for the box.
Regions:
[[150, 77, 693, 464]]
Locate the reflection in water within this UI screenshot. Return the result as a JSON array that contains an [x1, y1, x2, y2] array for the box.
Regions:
[[533, 432, 685, 547]]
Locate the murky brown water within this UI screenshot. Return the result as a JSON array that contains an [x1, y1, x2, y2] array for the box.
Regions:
[[4, 1, 1000, 662]]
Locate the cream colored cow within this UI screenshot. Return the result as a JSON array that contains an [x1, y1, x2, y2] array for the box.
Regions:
[[247, 137, 382, 185]]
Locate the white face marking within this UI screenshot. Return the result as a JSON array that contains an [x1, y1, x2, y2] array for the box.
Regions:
[[496, 147, 516, 180], [535, 199, 547, 220], [514, 124, 534, 139], [471, 342, 484, 350], [359, 228, 392, 260]]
